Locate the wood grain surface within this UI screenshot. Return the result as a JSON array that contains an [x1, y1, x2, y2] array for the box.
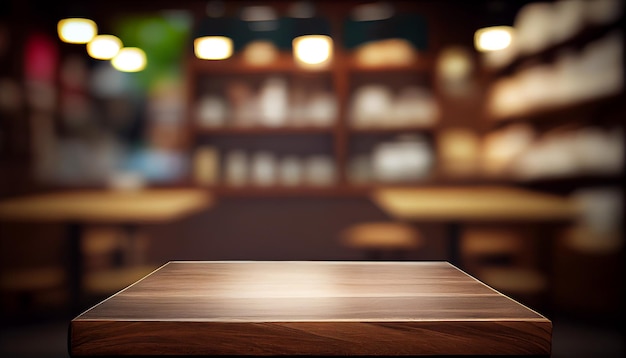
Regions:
[[0, 189, 213, 223], [70, 261, 551, 355], [371, 186, 580, 222]]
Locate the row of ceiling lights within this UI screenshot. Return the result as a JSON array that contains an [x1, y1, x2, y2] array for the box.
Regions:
[[56, 15, 331, 71], [194, 34, 333, 67], [57, 18, 146, 72], [194, 28, 510, 65], [192, 2, 511, 64], [56, 7, 513, 74]]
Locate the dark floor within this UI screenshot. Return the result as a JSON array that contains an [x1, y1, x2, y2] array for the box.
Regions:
[[0, 314, 623, 357]]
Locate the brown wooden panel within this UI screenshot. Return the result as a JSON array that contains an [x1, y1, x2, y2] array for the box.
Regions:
[[70, 261, 551, 355], [71, 320, 551, 356]]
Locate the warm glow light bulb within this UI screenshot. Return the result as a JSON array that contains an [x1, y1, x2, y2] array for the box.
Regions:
[[111, 47, 147, 72], [194, 36, 233, 60], [293, 35, 333, 67], [57, 18, 97, 44], [474, 26, 514, 52], [87, 35, 122, 60]]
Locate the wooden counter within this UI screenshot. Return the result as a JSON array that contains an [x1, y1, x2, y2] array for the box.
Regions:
[[371, 186, 580, 266], [0, 189, 215, 314], [69, 261, 551, 356], [371, 186, 580, 222], [0, 188, 214, 224]]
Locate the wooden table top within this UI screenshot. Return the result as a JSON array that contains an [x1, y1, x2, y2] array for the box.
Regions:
[[371, 186, 580, 222], [70, 261, 552, 356], [0, 188, 214, 224]]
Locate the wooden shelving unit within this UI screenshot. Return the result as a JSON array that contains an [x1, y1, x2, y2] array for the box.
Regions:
[[490, 16, 623, 78], [489, 92, 623, 131], [184, 7, 440, 196], [194, 126, 336, 135], [482, 12, 624, 192]]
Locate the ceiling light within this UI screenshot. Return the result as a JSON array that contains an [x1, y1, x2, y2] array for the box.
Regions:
[[111, 47, 147, 72], [194, 36, 233, 60], [293, 35, 333, 67], [87, 35, 122, 60], [58, 18, 97, 44], [474, 26, 514, 52]]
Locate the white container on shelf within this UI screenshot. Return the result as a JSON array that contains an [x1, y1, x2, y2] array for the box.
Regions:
[[304, 155, 336, 186], [224, 150, 248, 186], [278, 156, 303, 187], [481, 124, 535, 177], [488, 76, 527, 117], [568, 187, 623, 253], [577, 32, 624, 100], [108, 171, 146, 192], [392, 86, 439, 126], [514, 1, 556, 55], [551, 0, 586, 43], [251, 151, 277, 186], [193, 146, 219, 186], [552, 50, 580, 106], [372, 135, 433, 183], [288, 85, 308, 127], [585, 0, 623, 25], [196, 95, 228, 127], [513, 132, 580, 180], [226, 81, 257, 127], [258, 77, 289, 127], [574, 127, 624, 174], [349, 85, 393, 128], [306, 91, 337, 127], [517, 64, 555, 111]]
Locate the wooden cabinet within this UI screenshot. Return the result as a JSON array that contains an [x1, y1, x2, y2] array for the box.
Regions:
[[481, 9, 624, 194], [184, 7, 440, 196]]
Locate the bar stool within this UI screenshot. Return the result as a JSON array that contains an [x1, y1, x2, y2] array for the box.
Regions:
[[340, 221, 423, 260], [0, 267, 68, 317], [81, 226, 157, 298], [461, 226, 547, 306]]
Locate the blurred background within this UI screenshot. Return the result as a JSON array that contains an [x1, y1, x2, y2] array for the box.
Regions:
[[0, 0, 623, 356]]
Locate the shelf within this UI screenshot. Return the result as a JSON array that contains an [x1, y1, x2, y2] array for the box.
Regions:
[[481, 11, 624, 196], [195, 185, 370, 197], [195, 180, 478, 197], [450, 172, 624, 195], [511, 173, 625, 194], [193, 125, 438, 135], [488, 92, 624, 130], [188, 52, 332, 75], [490, 17, 623, 78], [193, 126, 336, 135], [349, 125, 436, 134], [185, 7, 442, 199], [346, 57, 433, 73], [189, 52, 434, 75]]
